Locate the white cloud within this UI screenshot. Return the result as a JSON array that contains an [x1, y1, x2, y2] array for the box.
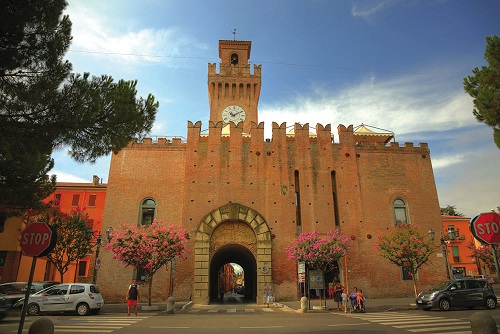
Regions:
[[259, 73, 475, 139], [431, 154, 465, 169], [351, 0, 394, 19], [51, 170, 89, 183], [65, 3, 205, 67]]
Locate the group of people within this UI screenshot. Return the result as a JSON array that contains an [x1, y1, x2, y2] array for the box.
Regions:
[[328, 281, 365, 312]]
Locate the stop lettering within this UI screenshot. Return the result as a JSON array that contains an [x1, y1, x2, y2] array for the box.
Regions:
[[470, 212, 500, 245], [20, 222, 56, 257]]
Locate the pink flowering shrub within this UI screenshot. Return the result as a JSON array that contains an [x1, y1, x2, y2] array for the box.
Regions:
[[104, 220, 189, 305], [374, 224, 434, 296], [466, 238, 499, 269], [285, 230, 352, 271]]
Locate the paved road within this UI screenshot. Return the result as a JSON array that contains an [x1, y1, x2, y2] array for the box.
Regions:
[[2, 306, 500, 334]]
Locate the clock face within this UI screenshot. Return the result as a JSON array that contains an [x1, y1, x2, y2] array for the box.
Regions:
[[222, 105, 246, 125]]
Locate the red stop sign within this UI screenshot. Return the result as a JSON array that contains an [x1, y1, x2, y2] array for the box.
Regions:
[[20, 222, 57, 257], [470, 212, 500, 245]]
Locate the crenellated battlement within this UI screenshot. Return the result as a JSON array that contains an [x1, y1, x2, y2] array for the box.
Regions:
[[208, 63, 261, 77], [126, 121, 428, 153]]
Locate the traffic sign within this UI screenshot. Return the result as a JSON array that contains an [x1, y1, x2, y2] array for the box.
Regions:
[[470, 212, 500, 245], [20, 222, 57, 257]]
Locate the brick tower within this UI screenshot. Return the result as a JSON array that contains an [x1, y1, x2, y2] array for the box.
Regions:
[[208, 40, 261, 133]]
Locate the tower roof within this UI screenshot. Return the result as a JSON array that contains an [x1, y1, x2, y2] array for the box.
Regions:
[[353, 124, 394, 144]]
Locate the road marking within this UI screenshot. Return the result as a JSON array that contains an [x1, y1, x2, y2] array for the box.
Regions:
[[240, 326, 284, 329], [328, 323, 371, 327], [227, 309, 236, 313], [393, 319, 467, 327], [245, 309, 255, 312], [338, 311, 480, 334], [409, 325, 472, 332]]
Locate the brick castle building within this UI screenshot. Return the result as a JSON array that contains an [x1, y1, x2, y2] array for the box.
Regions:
[[97, 39, 445, 304]]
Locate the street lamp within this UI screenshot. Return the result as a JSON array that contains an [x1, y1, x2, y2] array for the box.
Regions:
[[428, 228, 451, 280], [105, 226, 113, 242], [86, 228, 102, 285]]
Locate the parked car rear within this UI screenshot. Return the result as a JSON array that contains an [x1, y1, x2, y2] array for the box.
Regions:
[[24, 283, 104, 316], [416, 279, 496, 311], [0, 282, 59, 308]]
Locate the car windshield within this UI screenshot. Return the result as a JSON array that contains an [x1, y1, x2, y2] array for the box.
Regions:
[[429, 281, 453, 291]]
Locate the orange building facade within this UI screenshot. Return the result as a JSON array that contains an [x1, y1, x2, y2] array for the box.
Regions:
[[0, 176, 106, 284], [96, 39, 447, 304], [440, 215, 477, 278]]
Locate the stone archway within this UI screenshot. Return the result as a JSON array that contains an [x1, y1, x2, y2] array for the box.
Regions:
[[193, 203, 272, 304]]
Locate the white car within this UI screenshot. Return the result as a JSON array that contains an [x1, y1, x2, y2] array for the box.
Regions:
[[474, 275, 495, 285], [25, 283, 104, 316]]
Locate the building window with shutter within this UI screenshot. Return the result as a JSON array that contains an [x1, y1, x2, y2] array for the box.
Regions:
[[88, 194, 96, 207], [78, 260, 88, 277], [71, 194, 80, 207], [54, 193, 61, 206]]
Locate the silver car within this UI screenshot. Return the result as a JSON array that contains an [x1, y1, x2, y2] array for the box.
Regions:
[[25, 283, 104, 316]]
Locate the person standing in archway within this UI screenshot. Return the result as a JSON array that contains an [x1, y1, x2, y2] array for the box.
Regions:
[[334, 281, 343, 311]]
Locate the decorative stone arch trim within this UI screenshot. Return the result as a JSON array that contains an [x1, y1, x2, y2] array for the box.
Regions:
[[193, 203, 272, 304]]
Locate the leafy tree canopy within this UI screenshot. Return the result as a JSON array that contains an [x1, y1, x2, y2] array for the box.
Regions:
[[375, 224, 435, 297], [440, 205, 463, 216], [285, 230, 352, 272], [464, 35, 500, 149], [0, 0, 158, 214], [21, 204, 94, 282]]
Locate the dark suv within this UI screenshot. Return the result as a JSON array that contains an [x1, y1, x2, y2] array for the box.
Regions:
[[416, 279, 497, 311]]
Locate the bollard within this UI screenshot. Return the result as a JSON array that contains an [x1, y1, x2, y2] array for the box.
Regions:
[[470, 312, 498, 334], [166, 296, 176, 314], [300, 296, 308, 313], [28, 317, 54, 334]]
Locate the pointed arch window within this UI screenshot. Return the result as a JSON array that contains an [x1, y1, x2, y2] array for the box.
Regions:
[[393, 198, 409, 226], [140, 198, 156, 226]]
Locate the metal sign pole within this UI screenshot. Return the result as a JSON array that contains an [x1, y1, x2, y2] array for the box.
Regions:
[[18, 256, 37, 334]]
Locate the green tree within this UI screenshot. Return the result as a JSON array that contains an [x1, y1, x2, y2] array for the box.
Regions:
[[0, 0, 158, 215], [21, 204, 93, 282], [375, 224, 435, 297], [440, 205, 463, 216], [464, 35, 500, 149]]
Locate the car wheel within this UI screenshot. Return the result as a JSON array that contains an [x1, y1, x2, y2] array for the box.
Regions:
[[76, 303, 90, 316], [485, 297, 496, 309], [27, 303, 40, 316], [439, 298, 451, 311]]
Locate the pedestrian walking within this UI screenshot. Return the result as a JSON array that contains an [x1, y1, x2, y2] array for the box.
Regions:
[[126, 279, 140, 316]]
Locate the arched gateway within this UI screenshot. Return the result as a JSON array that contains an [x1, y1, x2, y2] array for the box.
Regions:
[[193, 203, 272, 304]]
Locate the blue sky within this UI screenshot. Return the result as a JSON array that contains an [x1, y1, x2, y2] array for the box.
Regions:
[[54, 0, 500, 217]]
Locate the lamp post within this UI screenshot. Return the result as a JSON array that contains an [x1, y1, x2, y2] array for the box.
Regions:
[[92, 233, 102, 285], [428, 228, 461, 280], [87, 227, 114, 285]]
